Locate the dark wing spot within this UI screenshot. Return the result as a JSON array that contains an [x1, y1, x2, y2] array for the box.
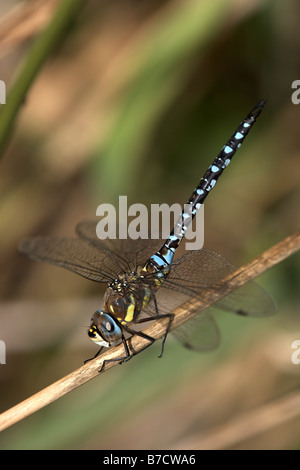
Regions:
[[236, 309, 248, 317]]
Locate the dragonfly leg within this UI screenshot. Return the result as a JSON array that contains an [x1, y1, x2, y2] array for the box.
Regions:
[[98, 335, 131, 373], [135, 312, 174, 358], [99, 329, 158, 371], [122, 326, 156, 358], [153, 294, 174, 357], [84, 346, 104, 364]]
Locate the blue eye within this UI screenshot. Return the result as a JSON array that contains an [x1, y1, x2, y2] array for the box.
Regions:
[[98, 313, 122, 344]]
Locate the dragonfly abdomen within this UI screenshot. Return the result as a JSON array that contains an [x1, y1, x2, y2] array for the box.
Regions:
[[146, 100, 266, 274]]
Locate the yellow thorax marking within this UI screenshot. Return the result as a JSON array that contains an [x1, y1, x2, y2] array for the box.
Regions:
[[122, 295, 135, 324], [154, 277, 163, 287], [142, 289, 151, 309]]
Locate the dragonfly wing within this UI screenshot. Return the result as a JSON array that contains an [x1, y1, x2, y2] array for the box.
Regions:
[[18, 237, 118, 282], [76, 219, 165, 268], [143, 287, 192, 316], [148, 249, 276, 317], [169, 249, 238, 290], [171, 310, 220, 351], [19, 224, 165, 283], [215, 281, 277, 317]]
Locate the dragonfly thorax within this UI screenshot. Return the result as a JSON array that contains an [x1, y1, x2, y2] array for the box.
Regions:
[[108, 271, 138, 290], [103, 271, 151, 324], [88, 270, 154, 348]]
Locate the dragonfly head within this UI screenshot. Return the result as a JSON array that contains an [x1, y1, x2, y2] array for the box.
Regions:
[[88, 311, 122, 348]]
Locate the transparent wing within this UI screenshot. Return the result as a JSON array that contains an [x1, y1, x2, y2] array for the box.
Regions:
[[215, 281, 277, 318], [142, 248, 276, 351], [76, 219, 165, 268], [18, 237, 116, 282], [19, 222, 165, 283], [171, 310, 220, 351], [161, 249, 277, 317]]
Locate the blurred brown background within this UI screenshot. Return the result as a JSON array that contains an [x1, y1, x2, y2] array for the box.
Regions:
[[0, 0, 299, 450]]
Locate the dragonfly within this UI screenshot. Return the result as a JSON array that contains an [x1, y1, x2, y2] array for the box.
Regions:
[[19, 100, 276, 371]]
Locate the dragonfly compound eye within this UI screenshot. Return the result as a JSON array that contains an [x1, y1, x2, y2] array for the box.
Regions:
[[88, 311, 122, 348]]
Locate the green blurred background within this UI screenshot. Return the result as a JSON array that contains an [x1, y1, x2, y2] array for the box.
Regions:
[[0, 0, 299, 450]]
